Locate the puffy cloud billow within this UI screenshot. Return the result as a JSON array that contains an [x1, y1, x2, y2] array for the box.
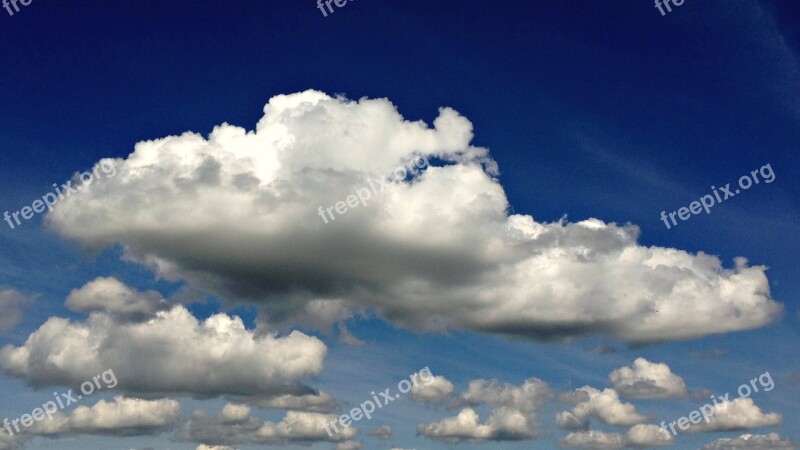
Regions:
[[418, 377, 551, 443], [609, 358, 688, 399], [0, 280, 326, 398], [45, 90, 782, 343], [26, 396, 180, 437]]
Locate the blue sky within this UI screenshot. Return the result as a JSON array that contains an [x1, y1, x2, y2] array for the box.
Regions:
[[0, 0, 799, 449]]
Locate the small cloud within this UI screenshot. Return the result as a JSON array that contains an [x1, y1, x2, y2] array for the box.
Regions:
[[0, 289, 34, 332]]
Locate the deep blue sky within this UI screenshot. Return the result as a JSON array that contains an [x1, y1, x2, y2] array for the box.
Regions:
[[1, 1, 798, 449]]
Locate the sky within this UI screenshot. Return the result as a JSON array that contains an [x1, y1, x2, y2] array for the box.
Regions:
[[0, 0, 799, 449]]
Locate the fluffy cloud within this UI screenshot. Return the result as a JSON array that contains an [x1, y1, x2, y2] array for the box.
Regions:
[[625, 424, 674, 447], [0, 289, 33, 333], [458, 378, 551, 414], [366, 425, 392, 439], [0, 296, 326, 398], [609, 358, 688, 399], [419, 376, 552, 443], [197, 446, 237, 450], [335, 441, 363, 450], [688, 398, 782, 432], [26, 396, 180, 437], [700, 433, 796, 449], [45, 91, 782, 344], [559, 430, 624, 449], [410, 372, 454, 403], [416, 407, 534, 443], [180, 406, 356, 445], [65, 277, 171, 321], [558, 387, 647, 428]]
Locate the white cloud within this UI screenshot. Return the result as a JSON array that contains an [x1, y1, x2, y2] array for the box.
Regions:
[[335, 441, 363, 450], [458, 378, 551, 414], [219, 404, 251, 424], [688, 398, 782, 432], [197, 446, 237, 450], [609, 358, 688, 399], [27, 396, 180, 437], [418, 376, 551, 443], [45, 91, 782, 344], [0, 298, 326, 398], [180, 407, 356, 445], [558, 387, 647, 428], [700, 433, 796, 449], [625, 424, 674, 447], [0, 289, 34, 333], [366, 425, 392, 439], [559, 430, 624, 449], [65, 277, 171, 321], [417, 407, 534, 443], [410, 373, 454, 403]]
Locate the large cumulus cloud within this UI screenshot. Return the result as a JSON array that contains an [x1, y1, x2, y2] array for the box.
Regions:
[[45, 90, 782, 343]]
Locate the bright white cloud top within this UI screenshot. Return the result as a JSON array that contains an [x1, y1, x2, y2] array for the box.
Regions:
[[45, 90, 782, 343]]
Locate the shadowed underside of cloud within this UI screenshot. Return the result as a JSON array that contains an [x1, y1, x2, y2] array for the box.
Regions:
[[45, 90, 782, 344]]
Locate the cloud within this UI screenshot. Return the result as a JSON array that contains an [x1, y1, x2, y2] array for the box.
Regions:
[[558, 387, 647, 428], [45, 91, 782, 344], [366, 425, 391, 439], [65, 277, 171, 322], [236, 392, 337, 413], [197, 446, 237, 450], [699, 433, 796, 450], [558, 425, 673, 449], [688, 398, 782, 432], [0, 296, 326, 398], [179, 405, 356, 445], [609, 358, 688, 399], [0, 431, 22, 450], [26, 396, 180, 437], [418, 376, 552, 443], [417, 407, 535, 443], [410, 373, 454, 403], [559, 430, 624, 449], [625, 424, 674, 448], [0, 289, 34, 333], [335, 441, 363, 450], [457, 378, 551, 414]]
